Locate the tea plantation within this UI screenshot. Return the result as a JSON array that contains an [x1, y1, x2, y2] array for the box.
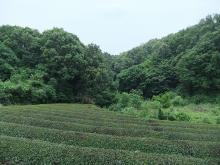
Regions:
[[0, 104, 220, 164]]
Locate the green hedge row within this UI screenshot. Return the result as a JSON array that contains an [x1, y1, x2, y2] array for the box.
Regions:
[[21, 108, 220, 129], [24, 107, 219, 129], [0, 108, 147, 126], [28, 109, 220, 130], [1, 135, 218, 165], [0, 104, 139, 121], [146, 119, 220, 129], [1, 115, 219, 142], [1, 104, 219, 130], [16, 111, 219, 134], [1, 122, 219, 158], [1, 110, 219, 135]]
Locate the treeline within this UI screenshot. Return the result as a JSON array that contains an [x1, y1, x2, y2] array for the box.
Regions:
[[0, 27, 115, 106], [114, 14, 220, 98], [0, 14, 220, 106]]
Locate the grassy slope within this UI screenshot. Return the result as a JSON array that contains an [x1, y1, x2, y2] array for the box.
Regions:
[[0, 104, 220, 164]]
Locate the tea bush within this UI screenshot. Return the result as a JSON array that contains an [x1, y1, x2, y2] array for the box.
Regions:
[[1, 136, 216, 165], [0, 104, 220, 164]]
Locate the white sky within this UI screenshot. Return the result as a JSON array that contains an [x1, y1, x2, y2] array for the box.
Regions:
[[1, 0, 220, 54]]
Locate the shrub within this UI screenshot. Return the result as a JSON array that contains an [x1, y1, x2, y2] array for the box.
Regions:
[[158, 109, 166, 120], [94, 90, 116, 107], [153, 92, 176, 108], [167, 112, 176, 121], [121, 107, 137, 116], [142, 100, 162, 110], [109, 91, 144, 112], [216, 117, 220, 124], [0, 71, 57, 105], [190, 95, 209, 104], [129, 92, 143, 109], [202, 117, 212, 124], [138, 109, 149, 118], [108, 103, 123, 111], [158, 109, 177, 121], [117, 92, 130, 108], [171, 96, 186, 106], [175, 112, 191, 121]]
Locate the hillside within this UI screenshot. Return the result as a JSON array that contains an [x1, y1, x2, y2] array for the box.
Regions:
[[0, 104, 220, 164], [0, 15, 220, 127]]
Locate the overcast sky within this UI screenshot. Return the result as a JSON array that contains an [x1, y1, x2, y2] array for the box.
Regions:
[[1, 0, 220, 54]]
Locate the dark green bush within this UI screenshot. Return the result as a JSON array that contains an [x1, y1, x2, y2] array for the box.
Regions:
[[171, 96, 186, 106], [0, 69, 57, 105], [167, 112, 176, 121], [153, 92, 176, 108], [109, 91, 144, 112], [175, 112, 191, 121], [202, 117, 212, 124], [217, 117, 220, 124], [158, 109, 166, 120]]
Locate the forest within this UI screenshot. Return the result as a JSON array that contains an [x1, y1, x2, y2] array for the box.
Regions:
[[0, 14, 220, 124]]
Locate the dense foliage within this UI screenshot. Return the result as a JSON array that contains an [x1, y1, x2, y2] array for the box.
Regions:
[[116, 15, 220, 97], [0, 14, 220, 110], [0, 27, 115, 106]]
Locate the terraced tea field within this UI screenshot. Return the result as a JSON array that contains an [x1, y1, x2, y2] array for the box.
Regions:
[[0, 104, 220, 164]]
